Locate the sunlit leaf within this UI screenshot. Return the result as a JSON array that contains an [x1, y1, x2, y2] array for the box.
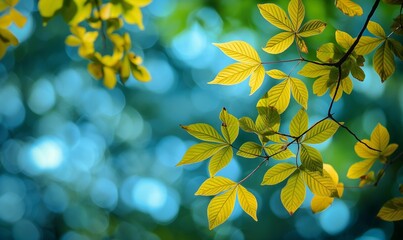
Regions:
[[132, 65, 151, 82], [312, 75, 330, 96], [323, 164, 339, 184], [370, 123, 390, 151], [335, 0, 363, 16], [281, 170, 305, 215], [354, 140, 378, 159], [123, 6, 144, 29], [355, 36, 384, 55], [341, 76, 353, 94], [301, 169, 338, 197], [373, 41, 395, 82], [258, 3, 293, 31], [288, 0, 305, 31], [181, 123, 225, 143], [298, 63, 332, 78], [249, 65, 266, 95], [300, 144, 323, 172], [263, 32, 295, 54], [377, 198, 403, 221], [316, 43, 343, 63], [359, 171, 375, 187], [311, 195, 334, 213], [214, 41, 261, 64], [209, 146, 233, 176], [383, 143, 398, 157], [290, 77, 308, 109], [346, 158, 376, 179], [261, 163, 297, 185], [389, 38, 403, 60], [266, 80, 291, 114], [220, 108, 239, 144], [209, 63, 256, 85], [367, 21, 386, 38], [298, 20, 327, 37], [208, 188, 237, 229], [266, 69, 288, 79], [295, 36, 308, 53], [239, 117, 257, 133], [38, 0, 64, 18], [265, 144, 295, 160], [335, 30, 354, 50], [237, 142, 262, 158], [302, 119, 339, 144], [237, 185, 258, 221], [351, 64, 365, 81], [103, 66, 117, 89], [290, 108, 308, 136], [195, 176, 236, 196], [176, 143, 227, 166], [9, 8, 27, 28]]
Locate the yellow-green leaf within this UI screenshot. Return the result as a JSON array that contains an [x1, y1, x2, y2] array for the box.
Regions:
[[351, 64, 365, 81], [302, 119, 339, 144], [220, 108, 239, 144], [300, 144, 323, 172], [377, 198, 403, 221], [374, 41, 395, 82], [281, 170, 305, 215], [261, 163, 297, 185], [389, 38, 403, 60], [316, 43, 343, 63], [9, 8, 27, 28], [208, 188, 237, 229], [383, 143, 398, 157], [367, 21, 386, 38], [298, 20, 327, 37], [249, 64, 265, 95], [301, 169, 338, 197], [266, 69, 288, 79], [290, 77, 308, 109], [181, 123, 225, 143], [313, 75, 330, 96], [323, 164, 339, 184], [132, 65, 151, 82], [290, 108, 308, 136], [209, 146, 233, 176], [354, 139, 378, 159], [103, 66, 117, 89], [214, 41, 261, 64], [370, 123, 390, 151], [298, 63, 332, 78], [263, 32, 295, 54], [341, 76, 353, 94], [311, 195, 334, 213], [266, 79, 291, 114], [239, 117, 257, 133], [355, 36, 384, 55], [258, 3, 293, 31], [195, 176, 236, 196], [335, 0, 363, 16], [237, 142, 262, 158], [335, 30, 354, 50], [237, 185, 258, 221], [296, 36, 308, 53], [288, 0, 305, 31], [209, 62, 256, 85], [265, 144, 295, 160], [346, 158, 376, 179], [176, 143, 226, 166], [38, 0, 64, 18]]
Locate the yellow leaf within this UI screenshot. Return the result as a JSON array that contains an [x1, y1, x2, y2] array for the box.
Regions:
[[296, 36, 308, 53], [266, 69, 288, 79], [214, 41, 261, 64], [65, 35, 81, 46], [323, 164, 339, 184], [383, 143, 398, 157], [258, 3, 293, 31], [131, 0, 152, 7], [237, 185, 258, 221], [377, 197, 403, 221], [341, 76, 353, 94], [0, 28, 18, 47], [312, 75, 329, 96], [132, 65, 151, 82], [103, 66, 117, 89], [281, 170, 305, 215], [87, 63, 103, 79], [355, 36, 384, 55], [359, 171, 375, 187], [302, 119, 339, 144], [265, 144, 295, 160], [316, 43, 343, 63], [9, 8, 26, 28], [347, 159, 376, 179], [373, 41, 395, 82], [120, 54, 131, 82], [288, 0, 305, 31], [311, 195, 334, 213], [209, 62, 256, 85], [300, 144, 323, 172], [335, 30, 354, 50], [123, 6, 144, 29], [298, 63, 333, 78], [219, 108, 239, 144], [290, 77, 308, 109], [176, 143, 227, 166], [329, 83, 343, 102], [367, 21, 386, 38], [354, 139, 378, 159], [195, 176, 236, 196], [38, 0, 64, 18], [290, 108, 308, 136], [263, 32, 295, 54], [209, 146, 233, 176], [239, 117, 257, 133], [237, 142, 262, 158], [335, 0, 363, 16], [261, 163, 297, 185], [370, 123, 390, 151], [266, 79, 291, 114], [301, 169, 338, 197], [208, 188, 237, 229], [298, 20, 327, 37], [249, 65, 265, 95], [181, 123, 225, 143]]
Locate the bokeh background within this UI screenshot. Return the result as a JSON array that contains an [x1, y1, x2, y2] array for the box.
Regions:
[[1, 0, 402, 239]]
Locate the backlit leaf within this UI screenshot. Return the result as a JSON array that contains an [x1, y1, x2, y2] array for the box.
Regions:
[[249, 65, 266, 95], [239, 117, 257, 133], [383, 143, 398, 157], [323, 164, 339, 184], [237, 185, 258, 221], [290, 108, 308, 136], [346, 158, 376, 179], [237, 142, 262, 158], [316, 43, 343, 63], [370, 123, 390, 151], [341, 76, 353, 94], [263, 32, 295, 54], [209, 63, 256, 85], [295, 36, 308, 53], [181, 123, 225, 143], [298, 63, 332, 78], [176, 143, 227, 166], [9, 8, 27, 28], [214, 41, 261, 64], [132, 65, 151, 82], [220, 108, 239, 144], [335, 0, 363, 16], [301, 169, 338, 197], [195, 176, 236, 196], [351, 64, 365, 81], [298, 20, 327, 37], [355, 36, 384, 55], [266, 80, 291, 114], [300, 144, 323, 172], [290, 77, 308, 109], [261, 163, 297, 185], [281, 170, 305, 215], [38, 0, 64, 18], [209, 146, 233, 176], [335, 30, 354, 50], [354, 139, 378, 159], [208, 188, 237, 229], [303, 120, 339, 144], [389, 38, 403, 60], [266, 69, 288, 79], [258, 3, 293, 31], [367, 21, 386, 38], [288, 0, 305, 31], [311, 195, 334, 213], [265, 144, 295, 160], [374, 41, 395, 82], [312, 75, 330, 96], [377, 198, 403, 221]]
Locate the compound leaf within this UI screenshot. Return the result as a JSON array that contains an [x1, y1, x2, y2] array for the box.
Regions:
[[367, 21, 386, 38], [298, 20, 327, 37], [374, 41, 395, 82], [355, 36, 384, 55], [301, 169, 338, 197], [290, 77, 308, 109], [249, 64, 266, 95], [288, 0, 305, 31], [266, 80, 291, 114], [300, 144, 323, 173], [265, 144, 295, 160], [209, 62, 256, 85]]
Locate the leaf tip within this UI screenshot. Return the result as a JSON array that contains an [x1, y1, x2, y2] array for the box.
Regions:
[[180, 124, 188, 130]]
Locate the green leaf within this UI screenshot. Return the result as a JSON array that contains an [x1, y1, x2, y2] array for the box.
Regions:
[[290, 77, 308, 109], [290, 108, 308, 136], [213, 41, 261, 64], [266, 80, 291, 114], [261, 163, 297, 185], [367, 21, 386, 38], [301, 169, 338, 197], [181, 123, 225, 143], [389, 38, 403, 60], [351, 63, 365, 81], [374, 41, 395, 82], [281, 170, 305, 215], [237, 142, 263, 158], [377, 198, 403, 221], [208, 188, 237, 229], [316, 43, 343, 63], [288, 0, 305, 31], [237, 185, 258, 221], [265, 144, 295, 160], [391, 14, 403, 35], [298, 63, 332, 78], [209, 146, 233, 176], [177, 143, 227, 166], [303, 120, 339, 144], [239, 117, 257, 133], [249, 64, 266, 95], [347, 159, 376, 179], [209, 62, 257, 85], [195, 176, 236, 196], [256, 106, 281, 132], [355, 36, 384, 55], [335, 0, 363, 16], [298, 20, 327, 37], [263, 32, 295, 54], [300, 144, 323, 172], [258, 3, 293, 31], [220, 108, 239, 144]]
